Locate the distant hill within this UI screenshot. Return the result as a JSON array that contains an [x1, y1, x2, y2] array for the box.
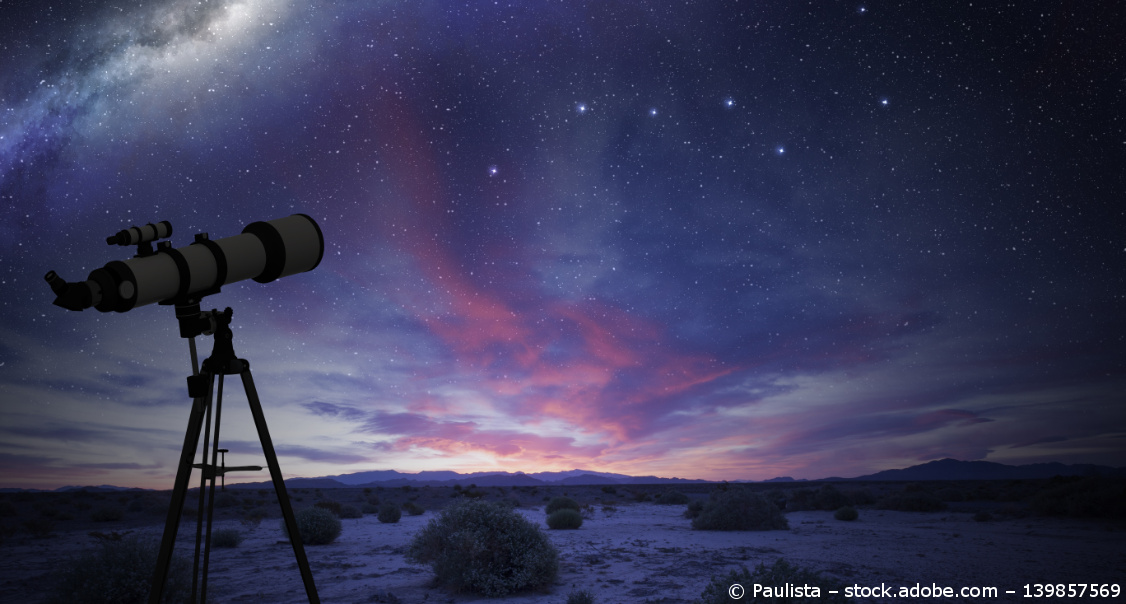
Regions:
[[226, 468, 709, 490], [0, 485, 147, 493], [845, 458, 1126, 481], [245, 459, 1122, 489], [6, 459, 1123, 492]]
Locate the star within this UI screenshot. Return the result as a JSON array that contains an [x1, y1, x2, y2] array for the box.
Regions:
[[858, 6, 868, 14], [879, 97, 889, 108], [649, 108, 658, 117], [724, 98, 735, 108], [576, 103, 588, 114], [488, 165, 498, 176], [774, 145, 785, 156]]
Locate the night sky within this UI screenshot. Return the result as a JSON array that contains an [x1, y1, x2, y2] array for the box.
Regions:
[[1, 0, 1123, 490]]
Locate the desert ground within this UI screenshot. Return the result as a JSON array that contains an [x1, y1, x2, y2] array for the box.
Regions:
[[1, 482, 1123, 603]]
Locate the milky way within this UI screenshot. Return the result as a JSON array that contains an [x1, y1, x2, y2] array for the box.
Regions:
[[1, 0, 1123, 489]]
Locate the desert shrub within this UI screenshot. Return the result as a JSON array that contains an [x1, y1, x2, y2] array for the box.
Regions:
[[567, 588, 596, 604], [406, 500, 558, 597], [339, 504, 362, 519], [366, 495, 381, 506], [213, 491, 239, 508], [684, 500, 705, 519], [762, 490, 787, 511], [834, 506, 859, 521], [785, 488, 816, 511], [314, 500, 343, 516], [282, 507, 342, 545], [998, 503, 1027, 518], [361, 503, 379, 515], [241, 508, 268, 527], [973, 511, 993, 522], [935, 487, 966, 502], [91, 506, 125, 522], [601, 485, 617, 495], [0, 500, 16, 517], [876, 492, 947, 512], [1029, 477, 1126, 518], [998, 479, 1039, 502], [43, 535, 194, 604], [402, 501, 425, 516], [23, 517, 56, 538], [633, 491, 652, 503], [695, 558, 850, 603], [377, 502, 402, 523], [212, 528, 243, 548], [692, 488, 788, 531], [815, 485, 850, 511], [0, 523, 18, 545], [843, 488, 875, 506], [545, 496, 580, 515], [970, 484, 998, 501], [656, 490, 690, 505], [547, 508, 583, 529]]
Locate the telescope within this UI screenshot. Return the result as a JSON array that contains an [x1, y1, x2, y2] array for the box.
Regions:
[[44, 213, 325, 602], [45, 214, 323, 312]]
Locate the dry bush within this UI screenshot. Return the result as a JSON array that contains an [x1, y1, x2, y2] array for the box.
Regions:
[[313, 500, 343, 516], [876, 491, 947, 512], [43, 536, 194, 604], [377, 502, 402, 523], [545, 496, 580, 514], [546, 508, 583, 529], [695, 558, 849, 603], [692, 488, 788, 531], [282, 507, 341, 545], [212, 528, 243, 548], [656, 490, 690, 505], [407, 500, 558, 597]]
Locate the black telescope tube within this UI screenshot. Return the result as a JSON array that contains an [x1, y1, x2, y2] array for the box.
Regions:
[[46, 214, 323, 312]]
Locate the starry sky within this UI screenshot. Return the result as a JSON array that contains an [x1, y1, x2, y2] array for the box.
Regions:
[[1, 0, 1123, 490]]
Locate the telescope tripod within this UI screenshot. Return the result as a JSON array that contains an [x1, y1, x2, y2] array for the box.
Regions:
[[149, 306, 319, 604]]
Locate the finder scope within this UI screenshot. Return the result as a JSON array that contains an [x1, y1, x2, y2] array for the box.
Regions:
[[46, 214, 323, 312], [106, 220, 173, 247]]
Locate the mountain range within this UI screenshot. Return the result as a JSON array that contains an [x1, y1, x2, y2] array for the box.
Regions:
[[227, 458, 1124, 490], [4, 458, 1123, 492]]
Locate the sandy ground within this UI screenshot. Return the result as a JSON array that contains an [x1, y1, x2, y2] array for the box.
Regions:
[[2, 502, 1123, 603]]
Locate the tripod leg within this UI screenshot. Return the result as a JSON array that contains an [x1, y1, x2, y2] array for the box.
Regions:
[[200, 373, 225, 604], [149, 373, 214, 604], [240, 367, 321, 604], [191, 377, 216, 602]]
